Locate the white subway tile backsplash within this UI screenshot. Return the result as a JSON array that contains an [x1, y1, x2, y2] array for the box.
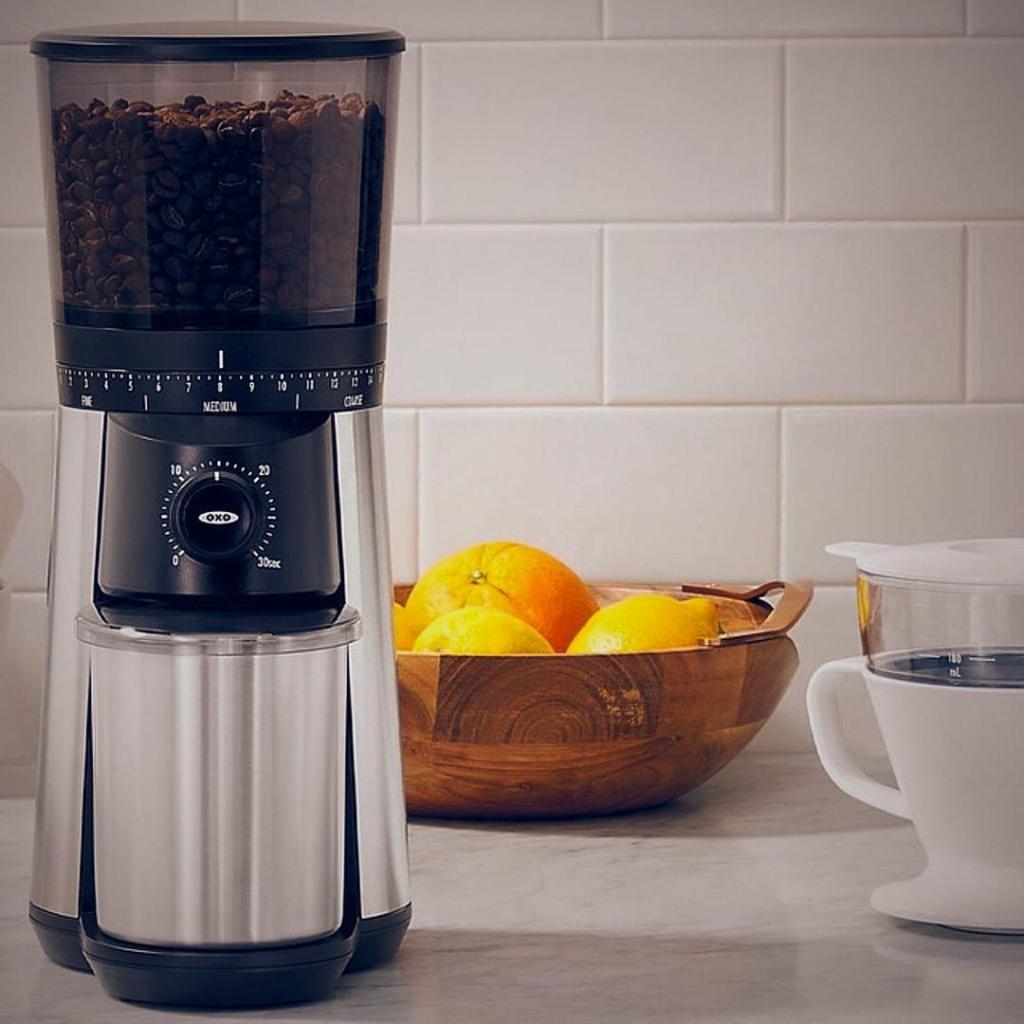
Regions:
[[419, 407, 779, 583], [606, 1, 965, 39], [748, 587, 884, 756], [388, 226, 600, 405], [0, 48, 44, 227], [967, 225, 1024, 401], [384, 410, 418, 584], [0, 592, 45, 797], [788, 41, 1024, 219], [0, 230, 55, 409], [239, 0, 602, 40], [606, 225, 963, 404], [782, 405, 1024, 582], [0, 412, 53, 592], [0, 1, 234, 42], [423, 43, 779, 222], [968, 1, 1024, 35], [2, 10, 1024, 778]]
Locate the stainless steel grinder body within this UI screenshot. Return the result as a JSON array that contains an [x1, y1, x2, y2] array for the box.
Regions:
[[28, 23, 411, 1009]]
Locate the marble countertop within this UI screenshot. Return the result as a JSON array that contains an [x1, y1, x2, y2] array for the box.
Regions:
[[3, 753, 1023, 1024]]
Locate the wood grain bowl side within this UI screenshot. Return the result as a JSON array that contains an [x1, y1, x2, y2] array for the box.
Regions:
[[393, 582, 808, 819]]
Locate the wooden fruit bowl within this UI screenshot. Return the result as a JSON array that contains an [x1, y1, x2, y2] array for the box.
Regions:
[[395, 579, 812, 819]]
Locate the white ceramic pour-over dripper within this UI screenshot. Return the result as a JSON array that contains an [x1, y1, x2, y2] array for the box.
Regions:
[[0, 461, 23, 569], [809, 538, 1024, 933]]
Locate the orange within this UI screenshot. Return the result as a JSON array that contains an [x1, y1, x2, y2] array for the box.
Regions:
[[392, 602, 419, 651], [405, 541, 598, 652], [567, 595, 720, 654], [413, 606, 554, 656]]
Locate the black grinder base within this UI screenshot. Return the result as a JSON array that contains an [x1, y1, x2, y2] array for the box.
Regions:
[[31, 905, 411, 1008]]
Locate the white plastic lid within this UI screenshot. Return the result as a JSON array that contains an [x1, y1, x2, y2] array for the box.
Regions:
[[827, 539, 1024, 586]]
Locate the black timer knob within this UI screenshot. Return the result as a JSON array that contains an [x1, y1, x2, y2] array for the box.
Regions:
[[171, 472, 260, 563]]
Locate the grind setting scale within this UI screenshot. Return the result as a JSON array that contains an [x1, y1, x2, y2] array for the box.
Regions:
[[28, 24, 411, 1008]]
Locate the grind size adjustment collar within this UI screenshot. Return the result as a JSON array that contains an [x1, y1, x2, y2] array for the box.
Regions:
[[58, 366, 383, 415]]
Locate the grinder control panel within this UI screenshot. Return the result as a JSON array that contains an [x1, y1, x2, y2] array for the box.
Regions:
[[97, 412, 342, 607]]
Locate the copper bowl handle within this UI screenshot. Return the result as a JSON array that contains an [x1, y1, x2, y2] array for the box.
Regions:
[[677, 579, 814, 645]]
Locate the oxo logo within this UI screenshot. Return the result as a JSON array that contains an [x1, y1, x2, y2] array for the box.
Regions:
[[197, 510, 240, 526]]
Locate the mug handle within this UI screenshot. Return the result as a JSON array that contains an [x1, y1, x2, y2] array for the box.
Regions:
[[806, 657, 911, 820]]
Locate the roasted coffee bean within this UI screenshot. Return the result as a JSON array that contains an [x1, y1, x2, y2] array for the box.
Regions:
[[187, 234, 215, 262], [99, 202, 124, 231], [101, 274, 123, 297], [119, 113, 145, 138], [110, 254, 138, 274], [176, 125, 204, 152], [174, 193, 198, 219], [162, 255, 188, 282], [152, 168, 180, 198], [160, 203, 186, 231], [162, 230, 188, 252], [217, 172, 247, 195], [191, 168, 215, 196], [270, 117, 296, 144], [224, 284, 255, 308], [50, 88, 387, 317]]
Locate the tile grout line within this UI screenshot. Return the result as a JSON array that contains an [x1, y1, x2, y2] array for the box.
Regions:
[[598, 225, 607, 404], [413, 408, 423, 574], [776, 407, 786, 578], [0, 35, 1004, 50], [5, 219, 1024, 234], [384, 397, 1007, 411], [778, 43, 788, 221], [961, 223, 970, 402], [379, 36, 991, 46], [599, 0, 608, 39], [417, 46, 426, 224]]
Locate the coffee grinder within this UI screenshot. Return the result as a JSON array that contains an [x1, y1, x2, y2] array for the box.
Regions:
[[27, 24, 410, 1007]]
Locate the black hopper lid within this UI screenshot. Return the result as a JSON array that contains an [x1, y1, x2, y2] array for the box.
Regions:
[[31, 21, 405, 62]]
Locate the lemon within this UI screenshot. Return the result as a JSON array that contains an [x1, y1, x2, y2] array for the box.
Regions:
[[567, 595, 720, 654], [412, 606, 554, 656], [393, 602, 419, 651]]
